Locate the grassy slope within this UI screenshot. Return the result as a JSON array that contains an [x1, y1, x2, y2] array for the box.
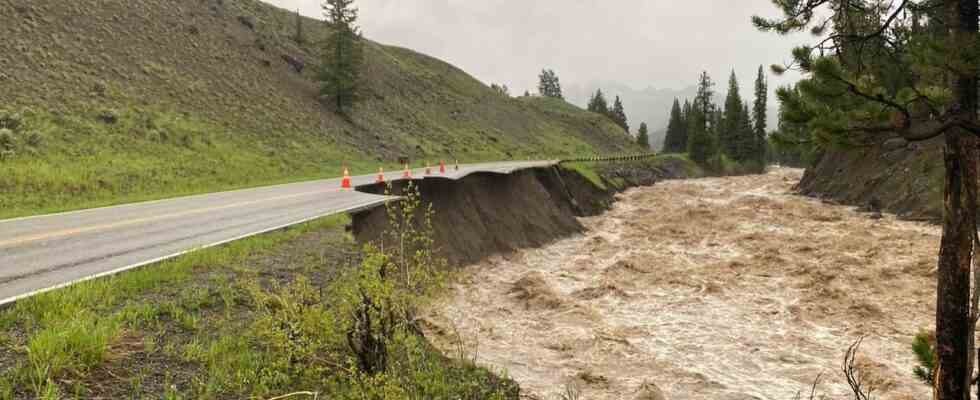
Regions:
[[0, 0, 639, 218], [0, 215, 518, 399]]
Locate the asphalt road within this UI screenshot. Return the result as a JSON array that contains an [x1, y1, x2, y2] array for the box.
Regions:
[[0, 160, 557, 305]]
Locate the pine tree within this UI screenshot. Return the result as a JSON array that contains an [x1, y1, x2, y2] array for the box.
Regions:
[[755, 2, 980, 396], [680, 99, 692, 151], [663, 98, 685, 152], [587, 89, 609, 114], [736, 104, 755, 165], [320, 0, 363, 114], [537, 69, 563, 99], [687, 71, 717, 165], [721, 70, 743, 159], [752, 65, 768, 164], [636, 122, 650, 148], [611, 96, 629, 132]]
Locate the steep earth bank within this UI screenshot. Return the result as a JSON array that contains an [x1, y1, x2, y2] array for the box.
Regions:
[[353, 159, 699, 266], [797, 138, 944, 221], [424, 168, 935, 400]]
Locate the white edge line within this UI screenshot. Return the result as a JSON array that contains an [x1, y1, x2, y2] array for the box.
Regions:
[[0, 196, 399, 307]]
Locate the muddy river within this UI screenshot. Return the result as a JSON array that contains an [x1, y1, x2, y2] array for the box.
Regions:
[[424, 168, 936, 400]]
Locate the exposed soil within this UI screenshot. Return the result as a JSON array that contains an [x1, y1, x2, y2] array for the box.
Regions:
[[354, 160, 702, 267], [353, 169, 585, 266], [425, 168, 936, 400], [798, 138, 944, 221]]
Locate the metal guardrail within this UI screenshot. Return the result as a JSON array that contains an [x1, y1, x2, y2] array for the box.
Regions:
[[558, 153, 658, 164]]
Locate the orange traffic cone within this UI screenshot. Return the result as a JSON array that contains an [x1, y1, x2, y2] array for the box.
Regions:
[[439, 160, 446, 174], [376, 167, 385, 184], [402, 164, 412, 179], [341, 167, 352, 190]]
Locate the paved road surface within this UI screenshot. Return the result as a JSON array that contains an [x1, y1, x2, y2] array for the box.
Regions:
[[0, 160, 557, 305]]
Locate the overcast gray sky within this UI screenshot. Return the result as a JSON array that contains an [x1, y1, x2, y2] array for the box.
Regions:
[[268, 0, 806, 97]]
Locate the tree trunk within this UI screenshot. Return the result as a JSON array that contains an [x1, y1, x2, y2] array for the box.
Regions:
[[936, 2, 979, 399], [937, 129, 978, 400]]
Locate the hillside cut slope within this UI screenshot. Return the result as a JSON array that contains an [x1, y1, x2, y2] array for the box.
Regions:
[[797, 139, 944, 221], [0, 0, 638, 218]]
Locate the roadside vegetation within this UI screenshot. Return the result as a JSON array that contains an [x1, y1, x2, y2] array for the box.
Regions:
[[0, 187, 517, 399]]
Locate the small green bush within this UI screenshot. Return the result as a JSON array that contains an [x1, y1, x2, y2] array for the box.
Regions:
[[0, 129, 15, 151], [0, 110, 23, 131], [97, 109, 118, 124], [25, 130, 43, 148], [912, 331, 936, 385]]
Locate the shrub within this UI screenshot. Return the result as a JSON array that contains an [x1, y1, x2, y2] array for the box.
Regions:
[[25, 130, 43, 148], [148, 129, 169, 142], [0, 110, 23, 131], [0, 129, 15, 151], [97, 109, 118, 124]]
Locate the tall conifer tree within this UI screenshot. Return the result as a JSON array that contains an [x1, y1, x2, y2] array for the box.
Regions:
[[755, 2, 980, 395], [752, 65, 769, 164], [587, 89, 609, 114], [664, 98, 685, 152], [320, 0, 363, 114], [611, 96, 629, 132], [687, 71, 717, 164], [721, 70, 743, 159], [537, 69, 563, 99], [636, 122, 650, 148]]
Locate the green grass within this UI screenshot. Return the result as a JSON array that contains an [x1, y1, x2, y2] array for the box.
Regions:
[[0, 207, 517, 399], [651, 153, 706, 177], [560, 154, 704, 192], [0, 215, 349, 397], [0, 107, 384, 219], [561, 162, 609, 190]]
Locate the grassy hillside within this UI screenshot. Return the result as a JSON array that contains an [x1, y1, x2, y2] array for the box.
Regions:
[[0, 0, 638, 218]]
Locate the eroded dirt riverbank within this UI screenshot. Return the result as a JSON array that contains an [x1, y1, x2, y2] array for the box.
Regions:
[[424, 168, 935, 400]]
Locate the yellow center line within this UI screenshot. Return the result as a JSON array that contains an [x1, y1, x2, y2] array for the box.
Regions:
[[0, 188, 344, 248]]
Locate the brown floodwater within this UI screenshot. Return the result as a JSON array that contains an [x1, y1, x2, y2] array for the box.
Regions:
[[424, 168, 937, 400]]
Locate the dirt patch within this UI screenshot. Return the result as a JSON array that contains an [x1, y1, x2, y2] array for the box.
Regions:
[[426, 167, 937, 400]]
